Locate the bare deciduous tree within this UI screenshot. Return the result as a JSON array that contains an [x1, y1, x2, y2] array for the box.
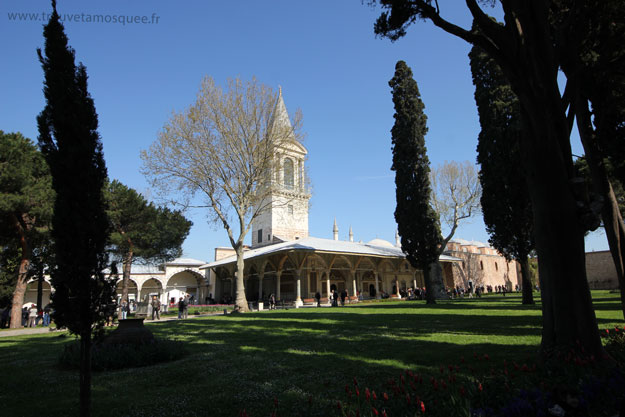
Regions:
[[141, 76, 303, 312], [430, 160, 482, 249]]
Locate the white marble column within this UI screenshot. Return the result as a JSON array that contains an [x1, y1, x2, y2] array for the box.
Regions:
[[351, 271, 357, 301], [395, 276, 401, 298], [276, 271, 282, 300], [326, 270, 331, 299], [258, 272, 264, 310], [374, 272, 381, 299], [295, 269, 303, 307]]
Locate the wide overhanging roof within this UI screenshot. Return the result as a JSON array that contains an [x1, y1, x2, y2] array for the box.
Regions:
[[200, 236, 461, 270]]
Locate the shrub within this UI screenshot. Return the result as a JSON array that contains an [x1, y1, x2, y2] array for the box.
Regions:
[[59, 337, 187, 372]]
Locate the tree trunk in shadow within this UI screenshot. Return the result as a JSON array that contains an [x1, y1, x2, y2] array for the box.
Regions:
[[519, 256, 534, 305], [79, 328, 92, 417]]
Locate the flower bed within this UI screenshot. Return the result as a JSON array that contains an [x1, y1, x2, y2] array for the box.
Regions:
[[161, 304, 234, 316], [252, 326, 625, 417]]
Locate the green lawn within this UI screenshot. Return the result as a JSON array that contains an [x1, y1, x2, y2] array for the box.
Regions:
[[0, 291, 623, 416]]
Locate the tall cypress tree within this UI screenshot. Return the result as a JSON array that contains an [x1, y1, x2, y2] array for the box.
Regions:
[[469, 45, 535, 305], [389, 60, 442, 304], [37, 1, 114, 415]]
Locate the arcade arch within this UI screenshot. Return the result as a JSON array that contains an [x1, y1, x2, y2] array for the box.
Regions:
[[24, 280, 52, 307], [115, 279, 138, 302], [139, 278, 163, 302], [165, 270, 204, 306]]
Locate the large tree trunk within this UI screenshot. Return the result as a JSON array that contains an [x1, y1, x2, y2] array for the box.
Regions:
[[575, 94, 625, 320], [496, 2, 602, 356], [424, 262, 447, 304], [518, 104, 602, 355], [118, 250, 133, 320], [79, 327, 92, 417], [234, 245, 249, 312], [519, 255, 534, 305], [10, 213, 31, 329], [36, 272, 43, 311]]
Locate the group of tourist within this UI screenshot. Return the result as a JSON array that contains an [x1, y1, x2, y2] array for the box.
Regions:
[[0, 303, 52, 328], [329, 289, 350, 306], [176, 296, 189, 319]]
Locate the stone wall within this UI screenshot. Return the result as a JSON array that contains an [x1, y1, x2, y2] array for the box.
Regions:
[[444, 240, 520, 291], [586, 250, 619, 290]]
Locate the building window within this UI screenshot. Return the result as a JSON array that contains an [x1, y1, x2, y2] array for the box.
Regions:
[[480, 260, 484, 270], [288, 204, 294, 215], [284, 158, 294, 189], [258, 229, 262, 243], [495, 262, 498, 271]]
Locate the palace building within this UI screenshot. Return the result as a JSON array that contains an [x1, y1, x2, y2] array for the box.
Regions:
[[199, 91, 522, 306], [24, 90, 536, 310]]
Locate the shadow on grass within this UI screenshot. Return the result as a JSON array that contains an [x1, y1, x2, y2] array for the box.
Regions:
[[0, 293, 621, 417]]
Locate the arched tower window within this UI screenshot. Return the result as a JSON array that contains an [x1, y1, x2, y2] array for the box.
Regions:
[[284, 158, 294, 189]]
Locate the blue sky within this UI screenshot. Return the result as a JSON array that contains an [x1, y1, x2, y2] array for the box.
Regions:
[[1, 0, 609, 262]]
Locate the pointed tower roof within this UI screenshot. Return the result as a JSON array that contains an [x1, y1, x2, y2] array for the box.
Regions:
[[349, 225, 354, 242], [273, 86, 293, 130]]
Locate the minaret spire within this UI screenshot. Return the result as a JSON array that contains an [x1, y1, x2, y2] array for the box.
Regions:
[[333, 218, 339, 241], [395, 230, 401, 247], [349, 225, 354, 242]]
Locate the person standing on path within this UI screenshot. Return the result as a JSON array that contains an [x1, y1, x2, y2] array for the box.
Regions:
[[178, 297, 184, 319], [151, 296, 160, 320], [121, 299, 129, 320], [43, 305, 51, 327], [28, 304, 37, 327]]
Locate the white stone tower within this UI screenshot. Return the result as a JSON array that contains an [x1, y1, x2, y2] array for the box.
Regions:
[[251, 89, 310, 247]]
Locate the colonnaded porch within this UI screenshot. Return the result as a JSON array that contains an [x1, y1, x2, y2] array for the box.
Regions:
[[203, 237, 460, 306]]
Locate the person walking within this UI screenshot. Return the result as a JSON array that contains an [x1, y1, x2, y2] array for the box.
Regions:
[[183, 295, 189, 319], [151, 296, 160, 320], [28, 304, 37, 327], [42, 305, 51, 327], [0, 305, 10, 328], [121, 299, 129, 320], [178, 297, 184, 319], [315, 291, 321, 307]]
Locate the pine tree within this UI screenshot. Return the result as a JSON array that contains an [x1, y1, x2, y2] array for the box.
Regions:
[[0, 131, 53, 327], [106, 179, 192, 318], [36, 2, 114, 415], [389, 60, 442, 304], [469, 45, 535, 305]]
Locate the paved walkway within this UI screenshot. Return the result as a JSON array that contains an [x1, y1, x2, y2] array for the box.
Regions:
[[0, 311, 225, 338], [0, 303, 338, 338]]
